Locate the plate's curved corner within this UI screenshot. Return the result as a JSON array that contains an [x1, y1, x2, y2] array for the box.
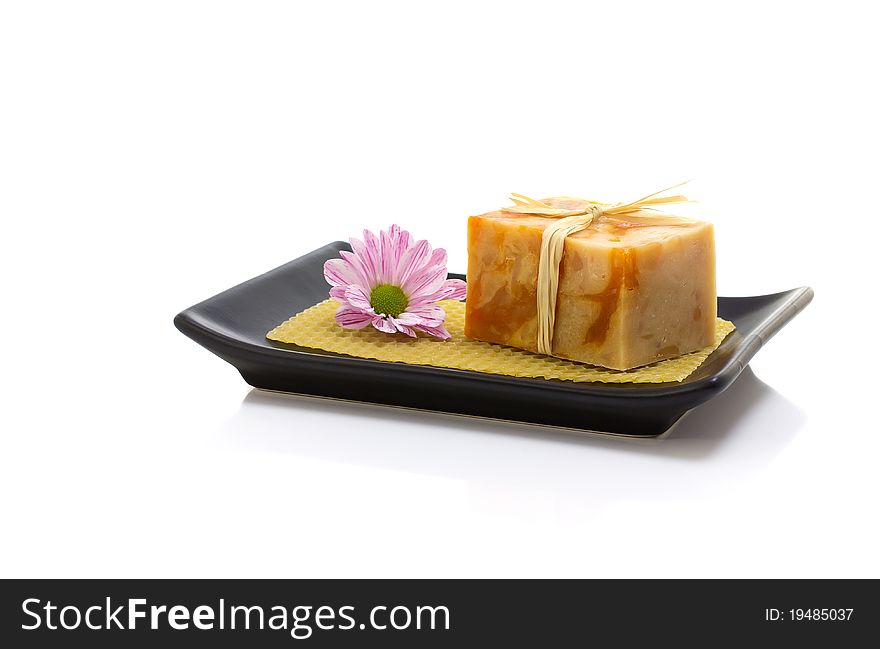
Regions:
[[172, 310, 189, 333], [173, 308, 202, 342], [795, 285, 815, 308]]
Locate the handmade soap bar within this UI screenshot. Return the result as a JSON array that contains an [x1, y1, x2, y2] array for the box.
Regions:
[[465, 199, 716, 370]]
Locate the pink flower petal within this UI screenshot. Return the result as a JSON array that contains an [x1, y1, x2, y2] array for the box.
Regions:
[[439, 278, 467, 301], [344, 284, 372, 311], [394, 311, 424, 327], [387, 225, 414, 285], [409, 278, 467, 307], [388, 316, 417, 338], [396, 239, 432, 289], [335, 306, 373, 329], [414, 323, 452, 340], [428, 247, 447, 268], [401, 248, 449, 298], [351, 230, 381, 287], [400, 303, 445, 327], [339, 250, 373, 288], [339, 246, 373, 286], [379, 227, 398, 284], [371, 316, 397, 334], [324, 258, 362, 287], [393, 225, 414, 254], [329, 285, 348, 302], [404, 266, 448, 301]]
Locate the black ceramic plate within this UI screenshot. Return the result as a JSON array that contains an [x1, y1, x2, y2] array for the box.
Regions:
[[175, 241, 813, 437]]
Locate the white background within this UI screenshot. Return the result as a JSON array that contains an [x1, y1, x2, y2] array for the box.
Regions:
[[2, 1, 878, 578]]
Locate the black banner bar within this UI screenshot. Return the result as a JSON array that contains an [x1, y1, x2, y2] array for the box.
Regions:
[[1, 579, 875, 647]]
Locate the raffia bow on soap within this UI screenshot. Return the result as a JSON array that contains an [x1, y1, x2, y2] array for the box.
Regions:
[[501, 182, 695, 356]]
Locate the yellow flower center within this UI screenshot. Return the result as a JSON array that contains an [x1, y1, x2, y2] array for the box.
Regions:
[[370, 284, 408, 318]]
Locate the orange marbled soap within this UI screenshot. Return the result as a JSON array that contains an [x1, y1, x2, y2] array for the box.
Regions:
[[464, 200, 716, 370]]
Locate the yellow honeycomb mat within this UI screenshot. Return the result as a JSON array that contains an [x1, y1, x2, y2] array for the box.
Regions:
[[267, 299, 736, 384]]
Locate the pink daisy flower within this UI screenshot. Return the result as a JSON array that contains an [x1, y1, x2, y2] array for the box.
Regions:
[[323, 225, 467, 340]]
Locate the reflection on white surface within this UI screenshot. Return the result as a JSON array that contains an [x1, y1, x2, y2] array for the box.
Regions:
[[217, 368, 805, 509]]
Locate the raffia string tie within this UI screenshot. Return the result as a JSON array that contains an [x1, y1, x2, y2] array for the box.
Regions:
[[501, 182, 694, 356]]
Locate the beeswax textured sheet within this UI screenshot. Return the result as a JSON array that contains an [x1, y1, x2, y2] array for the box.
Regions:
[[267, 299, 736, 384]]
